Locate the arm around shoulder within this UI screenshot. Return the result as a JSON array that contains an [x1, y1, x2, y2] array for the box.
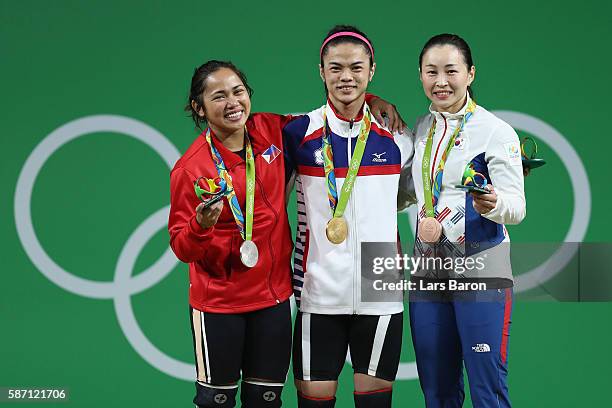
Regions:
[[395, 128, 417, 210]]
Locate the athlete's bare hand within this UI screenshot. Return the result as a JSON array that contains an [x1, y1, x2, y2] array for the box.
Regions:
[[369, 96, 406, 133], [471, 185, 498, 214], [196, 201, 223, 229]]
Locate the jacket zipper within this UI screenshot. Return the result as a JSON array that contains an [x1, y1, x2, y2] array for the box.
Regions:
[[431, 114, 448, 179], [255, 173, 281, 303], [347, 120, 359, 314], [230, 156, 281, 303], [430, 114, 447, 271]]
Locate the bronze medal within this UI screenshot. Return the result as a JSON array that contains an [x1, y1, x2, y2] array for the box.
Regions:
[[417, 217, 442, 243]]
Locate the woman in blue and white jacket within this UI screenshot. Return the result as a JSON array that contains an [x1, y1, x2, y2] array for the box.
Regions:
[[283, 25, 414, 408], [407, 34, 526, 408]]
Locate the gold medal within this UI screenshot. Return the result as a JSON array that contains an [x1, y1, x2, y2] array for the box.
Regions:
[[417, 217, 442, 243], [326, 217, 348, 244]]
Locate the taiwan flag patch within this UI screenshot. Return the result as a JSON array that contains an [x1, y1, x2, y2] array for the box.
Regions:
[[262, 144, 281, 164]]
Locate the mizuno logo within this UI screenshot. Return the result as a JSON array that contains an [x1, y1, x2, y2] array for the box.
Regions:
[[472, 343, 491, 353], [372, 152, 387, 162]]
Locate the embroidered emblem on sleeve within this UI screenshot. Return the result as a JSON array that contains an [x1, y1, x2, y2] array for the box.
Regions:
[[504, 142, 522, 166]]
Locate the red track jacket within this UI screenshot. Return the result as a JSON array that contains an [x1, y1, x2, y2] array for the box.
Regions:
[[168, 113, 294, 313]]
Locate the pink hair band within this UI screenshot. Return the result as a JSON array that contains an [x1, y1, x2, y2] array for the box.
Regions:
[[320, 31, 374, 61]]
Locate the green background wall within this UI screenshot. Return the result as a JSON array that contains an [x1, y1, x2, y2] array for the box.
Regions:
[[1, 1, 610, 406]]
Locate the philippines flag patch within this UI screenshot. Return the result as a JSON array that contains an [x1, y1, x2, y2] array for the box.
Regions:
[[262, 144, 281, 164]]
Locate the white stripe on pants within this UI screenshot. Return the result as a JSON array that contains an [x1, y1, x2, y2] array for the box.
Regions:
[[368, 315, 391, 377], [301, 313, 312, 381]]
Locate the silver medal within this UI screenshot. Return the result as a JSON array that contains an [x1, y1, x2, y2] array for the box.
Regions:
[[240, 240, 259, 268]]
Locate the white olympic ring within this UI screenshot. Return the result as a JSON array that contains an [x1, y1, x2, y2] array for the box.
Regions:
[[15, 112, 589, 383], [494, 111, 591, 292], [14, 115, 194, 380]]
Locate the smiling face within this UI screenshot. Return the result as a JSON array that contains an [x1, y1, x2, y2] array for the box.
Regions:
[[192, 67, 251, 137], [320, 42, 375, 115], [420, 44, 475, 114]]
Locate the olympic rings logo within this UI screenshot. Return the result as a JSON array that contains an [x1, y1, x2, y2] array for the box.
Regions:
[[14, 116, 193, 380], [14, 113, 590, 382]]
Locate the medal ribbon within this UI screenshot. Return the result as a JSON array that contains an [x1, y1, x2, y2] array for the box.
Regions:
[[205, 128, 255, 241], [322, 106, 372, 218], [422, 99, 477, 217]]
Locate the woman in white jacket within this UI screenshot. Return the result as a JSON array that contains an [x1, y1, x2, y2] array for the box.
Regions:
[[408, 33, 526, 408], [284, 25, 414, 408]]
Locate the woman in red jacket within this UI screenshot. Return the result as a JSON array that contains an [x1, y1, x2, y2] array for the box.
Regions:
[[169, 60, 402, 408], [169, 60, 294, 408]]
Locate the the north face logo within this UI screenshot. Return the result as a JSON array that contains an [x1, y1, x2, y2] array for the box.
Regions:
[[472, 343, 491, 353]]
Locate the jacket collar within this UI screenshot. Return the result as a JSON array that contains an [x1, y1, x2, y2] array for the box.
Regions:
[[324, 99, 368, 138], [200, 118, 269, 169], [326, 98, 365, 122], [429, 94, 473, 121]]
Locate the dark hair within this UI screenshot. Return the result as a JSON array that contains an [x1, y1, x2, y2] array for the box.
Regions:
[[320, 25, 374, 68], [184, 60, 254, 129], [419, 33, 475, 98]]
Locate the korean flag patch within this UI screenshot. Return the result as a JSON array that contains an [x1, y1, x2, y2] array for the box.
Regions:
[[453, 137, 465, 150], [262, 144, 281, 164]]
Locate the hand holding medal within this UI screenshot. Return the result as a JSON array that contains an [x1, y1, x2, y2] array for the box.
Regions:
[[194, 176, 230, 229], [470, 184, 497, 215], [454, 163, 489, 195], [454, 162, 497, 214], [194, 176, 232, 208]]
